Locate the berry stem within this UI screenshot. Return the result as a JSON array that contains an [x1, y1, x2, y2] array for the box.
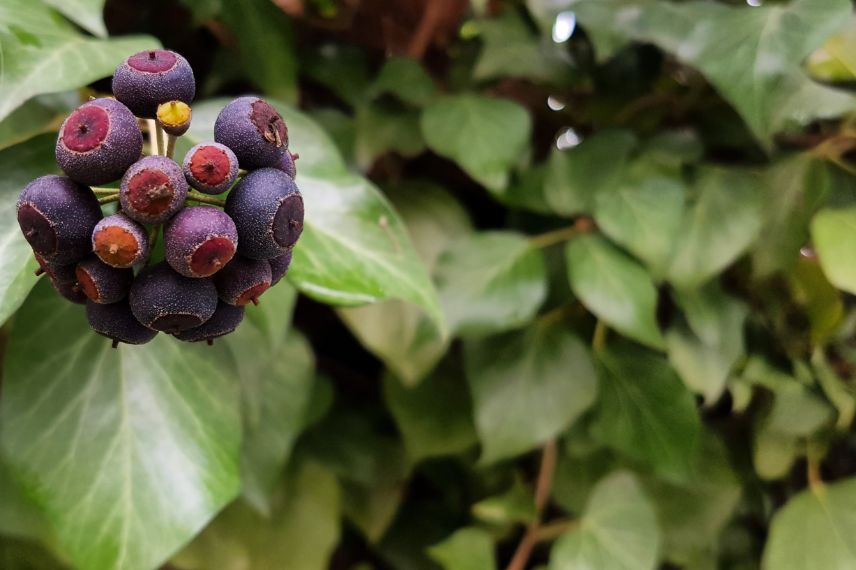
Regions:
[[98, 194, 121, 205], [91, 187, 119, 195], [157, 123, 168, 157], [148, 224, 161, 252], [165, 134, 177, 159], [147, 119, 160, 155], [186, 192, 226, 207]]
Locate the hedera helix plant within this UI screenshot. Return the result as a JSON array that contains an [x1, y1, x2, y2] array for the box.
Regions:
[[9, 0, 856, 569]]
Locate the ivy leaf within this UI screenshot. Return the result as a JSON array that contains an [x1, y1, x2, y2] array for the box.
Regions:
[[436, 231, 547, 337], [0, 280, 242, 570], [763, 478, 856, 570], [421, 94, 532, 192], [474, 11, 571, 84], [594, 161, 686, 278], [173, 460, 341, 570], [549, 471, 660, 570], [185, 100, 443, 329], [220, 0, 297, 102], [667, 284, 748, 403], [465, 322, 598, 464], [0, 0, 159, 121], [471, 477, 538, 526], [570, 0, 856, 147], [565, 234, 664, 350], [338, 182, 472, 386], [0, 135, 55, 326], [383, 358, 478, 462], [354, 103, 425, 169], [428, 528, 497, 570], [42, 0, 107, 37], [545, 130, 637, 217], [371, 57, 436, 107], [224, 283, 316, 513], [811, 207, 856, 295], [0, 92, 78, 151], [668, 169, 762, 290], [592, 344, 701, 481]]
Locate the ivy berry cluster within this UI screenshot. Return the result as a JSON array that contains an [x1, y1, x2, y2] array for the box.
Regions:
[[16, 50, 304, 347]]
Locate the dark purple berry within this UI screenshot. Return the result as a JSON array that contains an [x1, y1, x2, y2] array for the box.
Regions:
[[275, 151, 299, 179], [120, 155, 188, 224], [182, 142, 238, 195], [112, 50, 196, 119], [17, 175, 102, 264], [214, 255, 272, 306], [225, 168, 303, 259], [75, 255, 133, 304], [175, 302, 244, 343], [129, 263, 217, 333], [87, 300, 158, 346], [55, 98, 143, 186], [164, 206, 237, 278], [92, 213, 150, 268], [269, 248, 293, 285], [214, 96, 288, 169], [52, 279, 87, 304]]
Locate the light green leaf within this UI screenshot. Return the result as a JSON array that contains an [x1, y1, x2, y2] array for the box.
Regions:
[[465, 322, 598, 464], [42, 0, 107, 37], [186, 99, 443, 328], [0, 92, 77, 151], [570, 0, 856, 147], [0, 456, 51, 543], [428, 528, 497, 570], [763, 478, 856, 570], [383, 359, 478, 462], [644, 435, 741, 567], [354, 103, 425, 169], [371, 57, 436, 107], [806, 19, 856, 85], [0, 0, 159, 121], [1, 280, 242, 570], [220, 0, 297, 102], [338, 182, 472, 386], [421, 94, 532, 191], [668, 169, 762, 290], [224, 283, 316, 513], [549, 471, 660, 570], [474, 11, 570, 84], [173, 460, 341, 570], [472, 476, 537, 526], [437, 231, 547, 337], [545, 131, 637, 217], [0, 135, 55, 326], [592, 345, 701, 481], [565, 234, 664, 349], [527, 0, 630, 61], [667, 284, 747, 403], [594, 163, 686, 278], [811, 207, 856, 295]]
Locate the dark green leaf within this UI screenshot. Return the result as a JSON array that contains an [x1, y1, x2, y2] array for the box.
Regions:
[[471, 476, 537, 526], [565, 234, 664, 349], [0, 92, 77, 151], [371, 57, 436, 107], [221, 0, 297, 102], [668, 169, 762, 290], [1, 280, 242, 570], [436, 231, 547, 337], [545, 131, 637, 217], [421, 94, 532, 191], [354, 103, 425, 169], [383, 359, 478, 462], [592, 345, 701, 480], [465, 322, 598, 464]]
